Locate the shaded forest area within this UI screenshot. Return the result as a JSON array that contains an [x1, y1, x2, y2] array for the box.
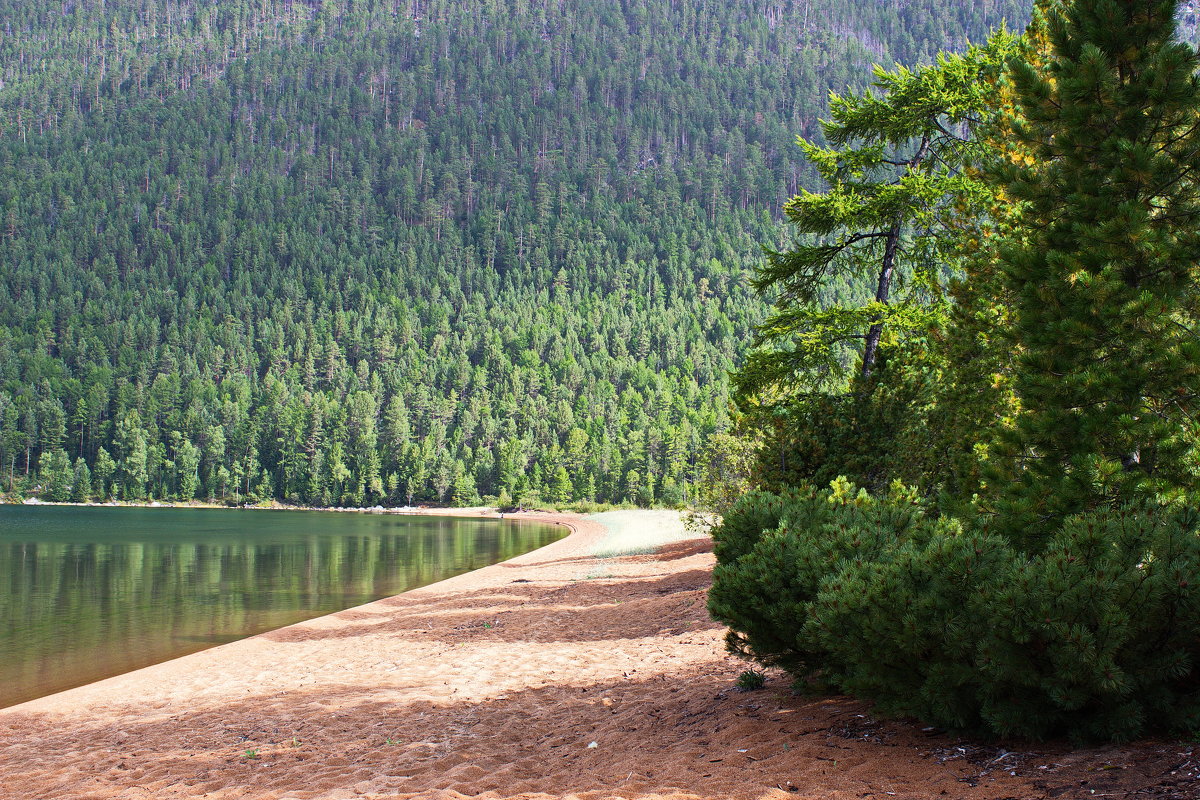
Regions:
[[0, 0, 1030, 506]]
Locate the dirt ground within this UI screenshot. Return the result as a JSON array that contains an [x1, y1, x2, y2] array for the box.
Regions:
[[0, 510, 1196, 800]]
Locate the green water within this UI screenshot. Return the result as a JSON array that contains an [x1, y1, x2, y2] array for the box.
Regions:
[[0, 506, 563, 709]]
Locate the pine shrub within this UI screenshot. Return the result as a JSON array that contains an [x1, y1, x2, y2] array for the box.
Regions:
[[710, 486, 816, 565], [709, 485, 1200, 741], [708, 482, 926, 674]]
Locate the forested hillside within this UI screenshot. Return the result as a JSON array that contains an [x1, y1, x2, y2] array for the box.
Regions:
[[0, 0, 1029, 506]]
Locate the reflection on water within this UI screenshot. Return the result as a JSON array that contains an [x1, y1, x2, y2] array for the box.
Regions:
[[0, 506, 562, 708]]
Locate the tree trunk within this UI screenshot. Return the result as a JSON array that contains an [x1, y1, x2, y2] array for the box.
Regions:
[[860, 219, 902, 381], [859, 134, 929, 382]]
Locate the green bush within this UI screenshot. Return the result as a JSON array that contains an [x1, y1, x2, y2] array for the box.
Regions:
[[710, 486, 815, 565], [709, 484, 1200, 741], [708, 481, 927, 674]]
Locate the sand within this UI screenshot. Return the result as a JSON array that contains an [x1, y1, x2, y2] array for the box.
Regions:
[[0, 509, 1195, 800]]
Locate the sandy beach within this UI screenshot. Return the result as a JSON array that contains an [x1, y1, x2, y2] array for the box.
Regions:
[[0, 509, 1194, 800]]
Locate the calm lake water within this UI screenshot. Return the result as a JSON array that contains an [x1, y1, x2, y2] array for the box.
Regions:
[[0, 506, 563, 709]]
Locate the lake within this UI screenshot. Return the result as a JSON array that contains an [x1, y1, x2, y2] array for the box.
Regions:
[[0, 506, 563, 709]]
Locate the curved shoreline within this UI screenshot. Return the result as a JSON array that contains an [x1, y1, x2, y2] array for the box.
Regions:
[[0, 509, 597, 716], [4, 497, 609, 518]]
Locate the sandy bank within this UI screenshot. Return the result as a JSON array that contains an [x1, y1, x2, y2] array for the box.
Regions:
[[0, 510, 1192, 799]]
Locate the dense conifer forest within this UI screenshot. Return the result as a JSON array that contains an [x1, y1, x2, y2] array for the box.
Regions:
[[0, 0, 1030, 506]]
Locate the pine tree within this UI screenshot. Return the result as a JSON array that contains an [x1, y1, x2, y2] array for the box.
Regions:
[[991, 0, 1200, 542], [734, 35, 1013, 402], [93, 447, 115, 501], [548, 465, 572, 505], [70, 457, 92, 502], [451, 460, 479, 506], [176, 439, 201, 501], [38, 448, 72, 501], [114, 414, 148, 500]]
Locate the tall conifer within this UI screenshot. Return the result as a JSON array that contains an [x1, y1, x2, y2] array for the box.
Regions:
[[735, 39, 1011, 404], [993, 0, 1200, 541]]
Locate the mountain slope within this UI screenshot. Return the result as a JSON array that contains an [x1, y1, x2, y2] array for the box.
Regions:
[[0, 0, 1031, 505]]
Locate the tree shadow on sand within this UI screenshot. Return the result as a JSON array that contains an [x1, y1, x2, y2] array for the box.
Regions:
[[2, 662, 1192, 800], [260, 568, 720, 646]]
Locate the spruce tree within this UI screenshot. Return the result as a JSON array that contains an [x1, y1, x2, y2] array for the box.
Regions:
[[992, 0, 1200, 542]]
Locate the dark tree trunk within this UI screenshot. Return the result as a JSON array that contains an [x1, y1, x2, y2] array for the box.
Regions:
[[859, 134, 930, 382], [860, 219, 901, 381]]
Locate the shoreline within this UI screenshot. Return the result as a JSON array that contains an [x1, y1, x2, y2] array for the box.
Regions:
[[0, 506, 586, 712], [4, 496, 643, 523], [6, 497, 510, 515], [1, 511, 1191, 799], [0, 508, 603, 718]]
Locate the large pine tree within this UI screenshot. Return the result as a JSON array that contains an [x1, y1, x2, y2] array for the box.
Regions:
[[992, 0, 1200, 542], [735, 39, 1012, 401]]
